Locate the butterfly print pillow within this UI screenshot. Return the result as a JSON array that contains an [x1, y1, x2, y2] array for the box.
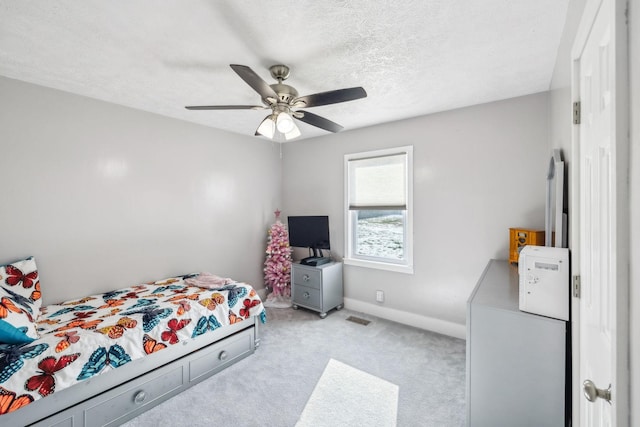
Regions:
[[0, 257, 42, 342]]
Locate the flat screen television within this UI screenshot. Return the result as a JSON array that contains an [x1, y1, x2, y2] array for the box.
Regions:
[[287, 215, 331, 266]]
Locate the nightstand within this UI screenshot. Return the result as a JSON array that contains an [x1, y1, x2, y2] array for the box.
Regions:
[[291, 261, 343, 318]]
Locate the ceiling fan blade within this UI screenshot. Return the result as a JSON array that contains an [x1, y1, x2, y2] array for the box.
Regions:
[[230, 64, 278, 100], [293, 87, 367, 108], [295, 110, 344, 133], [185, 105, 265, 110]]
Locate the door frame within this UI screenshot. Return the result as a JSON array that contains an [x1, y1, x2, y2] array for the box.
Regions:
[[570, 0, 630, 425]]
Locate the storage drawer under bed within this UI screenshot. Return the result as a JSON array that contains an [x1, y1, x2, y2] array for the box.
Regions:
[[190, 325, 253, 382], [28, 327, 255, 427], [85, 365, 184, 427]]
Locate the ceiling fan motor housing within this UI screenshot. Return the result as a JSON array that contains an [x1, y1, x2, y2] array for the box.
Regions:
[[269, 83, 298, 104]]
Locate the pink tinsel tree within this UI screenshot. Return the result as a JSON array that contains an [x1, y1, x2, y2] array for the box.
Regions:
[[264, 210, 292, 298]]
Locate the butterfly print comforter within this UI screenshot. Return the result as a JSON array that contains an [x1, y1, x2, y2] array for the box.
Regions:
[[0, 274, 266, 415]]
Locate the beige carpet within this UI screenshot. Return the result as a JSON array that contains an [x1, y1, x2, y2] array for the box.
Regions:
[[296, 358, 399, 427], [122, 307, 465, 426]]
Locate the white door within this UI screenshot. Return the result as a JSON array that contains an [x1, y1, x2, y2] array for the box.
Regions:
[[574, 0, 629, 425]]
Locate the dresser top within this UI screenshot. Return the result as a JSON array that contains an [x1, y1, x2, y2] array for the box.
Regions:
[[468, 259, 520, 312]]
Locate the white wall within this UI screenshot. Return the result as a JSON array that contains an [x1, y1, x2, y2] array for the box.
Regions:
[[282, 92, 549, 337], [546, 0, 587, 422], [548, 0, 587, 156], [629, 0, 639, 422], [0, 76, 281, 305]]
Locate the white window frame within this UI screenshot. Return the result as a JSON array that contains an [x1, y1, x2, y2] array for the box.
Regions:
[[344, 146, 414, 274]]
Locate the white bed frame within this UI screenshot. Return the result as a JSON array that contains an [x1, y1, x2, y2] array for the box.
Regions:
[[1, 318, 260, 427]]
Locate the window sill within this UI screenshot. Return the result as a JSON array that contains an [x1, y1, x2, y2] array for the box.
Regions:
[[343, 258, 414, 274]]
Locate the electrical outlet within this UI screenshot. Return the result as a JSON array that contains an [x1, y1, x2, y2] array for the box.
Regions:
[[376, 290, 384, 303]]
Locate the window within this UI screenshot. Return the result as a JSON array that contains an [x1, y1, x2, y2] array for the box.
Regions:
[[344, 146, 413, 273]]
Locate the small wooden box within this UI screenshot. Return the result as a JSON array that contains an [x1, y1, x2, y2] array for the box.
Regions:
[[509, 228, 545, 264]]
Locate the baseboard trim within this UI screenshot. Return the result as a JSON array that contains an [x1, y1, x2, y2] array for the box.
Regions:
[[343, 297, 466, 340]]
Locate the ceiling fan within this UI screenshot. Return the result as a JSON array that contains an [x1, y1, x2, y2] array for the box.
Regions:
[[186, 64, 367, 141]]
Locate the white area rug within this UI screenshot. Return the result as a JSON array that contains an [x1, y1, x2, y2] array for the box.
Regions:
[[296, 359, 399, 427]]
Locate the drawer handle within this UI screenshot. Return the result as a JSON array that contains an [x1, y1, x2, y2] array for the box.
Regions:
[[303, 274, 310, 282], [219, 350, 228, 361], [133, 390, 146, 404], [303, 292, 310, 299]]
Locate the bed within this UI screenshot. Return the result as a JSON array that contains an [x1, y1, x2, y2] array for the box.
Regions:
[[0, 257, 266, 427]]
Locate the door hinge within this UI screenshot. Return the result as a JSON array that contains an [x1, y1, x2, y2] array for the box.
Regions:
[[573, 101, 581, 125], [573, 275, 581, 298]]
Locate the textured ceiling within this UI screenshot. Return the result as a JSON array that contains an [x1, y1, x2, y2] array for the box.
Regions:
[[0, 0, 569, 141]]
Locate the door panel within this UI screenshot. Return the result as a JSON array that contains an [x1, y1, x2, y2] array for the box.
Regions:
[[576, 0, 625, 425]]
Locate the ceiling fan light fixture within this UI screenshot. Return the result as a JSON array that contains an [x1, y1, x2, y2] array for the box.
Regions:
[[283, 123, 301, 141], [276, 111, 295, 133], [256, 115, 276, 139], [186, 64, 367, 140]]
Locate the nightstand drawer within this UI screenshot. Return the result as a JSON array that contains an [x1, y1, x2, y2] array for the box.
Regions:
[[292, 267, 321, 290], [292, 284, 321, 310]]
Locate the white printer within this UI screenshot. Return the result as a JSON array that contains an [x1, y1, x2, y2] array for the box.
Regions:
[[518, 245, 569, 321]]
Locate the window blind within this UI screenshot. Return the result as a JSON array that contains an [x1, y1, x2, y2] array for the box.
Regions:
[[348, 153, 407, 210]]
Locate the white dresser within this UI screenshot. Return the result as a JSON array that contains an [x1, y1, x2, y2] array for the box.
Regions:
[[466, 259, 568, 426]]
